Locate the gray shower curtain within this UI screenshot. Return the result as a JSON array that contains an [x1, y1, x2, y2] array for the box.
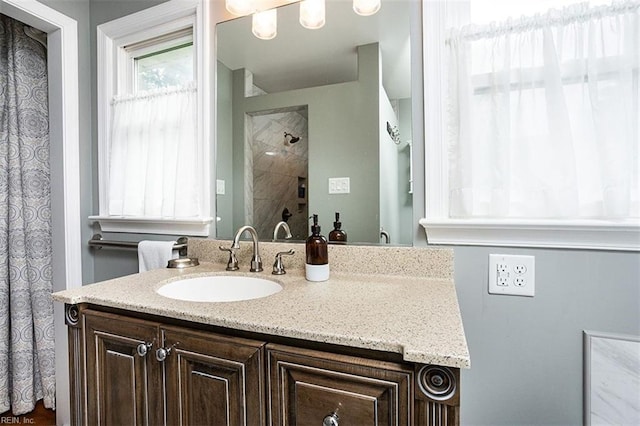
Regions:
[[0, 14, 56, 415]]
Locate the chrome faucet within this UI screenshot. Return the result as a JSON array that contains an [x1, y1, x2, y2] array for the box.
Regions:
[[231, 225, 263, 272], [380, 227, 390, 244], [273, 221, 292, 240]]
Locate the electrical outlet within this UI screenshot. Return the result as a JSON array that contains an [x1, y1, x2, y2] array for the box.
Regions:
[[488, 254, 535, 297], [514, 264, 527, 275]]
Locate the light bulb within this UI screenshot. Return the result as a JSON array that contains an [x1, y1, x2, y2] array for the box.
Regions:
[[299, 0, 325, 30], [353, 0, 381, 16], [226, 0, 253, 16], [252, 9, 277, 40]]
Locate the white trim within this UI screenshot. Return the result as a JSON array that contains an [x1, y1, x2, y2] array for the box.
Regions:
[[196, 0, 212, 235], [420, 219, 640, 251], [95, 0, 211, 235], [1, 1, 82, 425], [89, 216, 213, 237], [423, 1, 449, 219]]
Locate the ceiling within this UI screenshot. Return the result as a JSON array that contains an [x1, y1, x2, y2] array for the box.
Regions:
[[216, 0, 412, 99]]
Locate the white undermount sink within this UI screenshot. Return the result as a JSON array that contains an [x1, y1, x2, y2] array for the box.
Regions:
[[157, 275, 282, 302]]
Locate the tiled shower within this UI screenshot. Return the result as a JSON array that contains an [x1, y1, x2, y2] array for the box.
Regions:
[[247, 106, 308, 240]]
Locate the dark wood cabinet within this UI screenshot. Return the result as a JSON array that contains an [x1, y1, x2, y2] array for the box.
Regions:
[[68, 305, 461, 426], [266, 344, 412, 425], [84, 310, 164, 426], [82, 310, 264, 426], [162, 326, 265, 426]]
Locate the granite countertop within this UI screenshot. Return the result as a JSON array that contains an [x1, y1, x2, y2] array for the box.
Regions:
[[53, 255, 470, 369]]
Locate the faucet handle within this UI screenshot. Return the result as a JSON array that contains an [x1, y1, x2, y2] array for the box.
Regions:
[[272, 250, 295, 275], [250, 254, 263, 273], [219, 246, 239, 271]]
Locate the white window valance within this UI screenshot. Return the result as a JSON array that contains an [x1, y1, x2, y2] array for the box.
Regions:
[[108, 82, 202, 218], [446, 0, 639, 220]]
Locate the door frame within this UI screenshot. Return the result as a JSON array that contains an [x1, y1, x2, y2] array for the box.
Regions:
[[1, 2, 81, 424]]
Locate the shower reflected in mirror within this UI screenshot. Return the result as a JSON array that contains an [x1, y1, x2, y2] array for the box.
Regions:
[[284, 132, 300, 144]]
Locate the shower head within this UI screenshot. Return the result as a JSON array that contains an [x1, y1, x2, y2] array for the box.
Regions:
[[284, 132, 300, 144]]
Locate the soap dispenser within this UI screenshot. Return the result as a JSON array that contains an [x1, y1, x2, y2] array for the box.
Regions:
[[305, 214, 329, 282], [328, 212, 347, 244]]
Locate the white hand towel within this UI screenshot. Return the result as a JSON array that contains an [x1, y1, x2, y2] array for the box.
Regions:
[[138, 240, 178, 272]]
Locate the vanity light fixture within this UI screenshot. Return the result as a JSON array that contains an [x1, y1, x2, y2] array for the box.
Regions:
[[227, 0, 381, 40], [299, 0, 326, 30], [353, 0, 381, 16], [225, 0, 254, 16], [252, 9, 278, 40]]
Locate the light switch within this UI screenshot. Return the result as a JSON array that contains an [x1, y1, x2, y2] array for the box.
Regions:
[[216, 179, 225, 195], [328, 177, 350, 194]]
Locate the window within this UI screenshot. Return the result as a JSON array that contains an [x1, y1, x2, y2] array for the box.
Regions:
[[91, 0, 212, 236], [126, 29, 194, 92], [421, 0, 640, 251]]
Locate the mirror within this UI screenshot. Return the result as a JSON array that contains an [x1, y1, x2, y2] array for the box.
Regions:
[[215, 1, 415, 245]]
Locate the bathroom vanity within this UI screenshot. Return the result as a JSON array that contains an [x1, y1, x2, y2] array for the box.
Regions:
[[55, 241, 469, 426]]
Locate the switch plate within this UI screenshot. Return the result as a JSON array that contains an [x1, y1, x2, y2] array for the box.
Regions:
[[216, 179, 225, 195], [488, 254, 535, 297], [328, 177, 350, 194]]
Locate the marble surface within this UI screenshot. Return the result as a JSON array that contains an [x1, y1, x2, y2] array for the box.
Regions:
[[250, 109, 308, 240], [54, 242, 469, 368], [586, 331, 640, 425]]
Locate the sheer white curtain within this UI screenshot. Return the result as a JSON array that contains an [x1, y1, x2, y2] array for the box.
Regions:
[[447, 1, 639, 219], [108, 83, 201, 218]]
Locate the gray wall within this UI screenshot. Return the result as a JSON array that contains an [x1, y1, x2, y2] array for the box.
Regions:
[[379, 86, 401, 244], [452, 246, 640, 425], [397, 98, 413, 245], [216, 60, 234, 239]]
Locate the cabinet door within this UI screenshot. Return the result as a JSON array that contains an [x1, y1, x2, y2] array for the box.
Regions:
[[162, 326, 265, 426], [267, 344, 413, 426], [84, 310, 163, 426]]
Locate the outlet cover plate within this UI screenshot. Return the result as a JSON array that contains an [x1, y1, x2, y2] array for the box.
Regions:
[[328, 177, 350, 194], [488, 254, 535, 297], [216, 179, 225, 195]]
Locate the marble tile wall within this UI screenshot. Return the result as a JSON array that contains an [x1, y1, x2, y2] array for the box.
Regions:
[[248, 108, 308, 240], [244, 116, 254, 225], [586, 332, 640, 425]]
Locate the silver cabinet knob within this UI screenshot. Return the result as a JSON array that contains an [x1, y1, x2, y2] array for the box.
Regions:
[[136, 342, 153, 357], [155, 342, 179, 362], [322, 412, 339, 426], [155, 347, 171, 362]]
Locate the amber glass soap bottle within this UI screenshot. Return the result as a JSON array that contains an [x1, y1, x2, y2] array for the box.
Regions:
[[305, 214, 329, 282], [328, 212, 347, 244]]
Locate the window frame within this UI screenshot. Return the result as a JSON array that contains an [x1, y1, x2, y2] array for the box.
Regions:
[[419, 0, 640, 252], [91, 0, 212, 236]]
